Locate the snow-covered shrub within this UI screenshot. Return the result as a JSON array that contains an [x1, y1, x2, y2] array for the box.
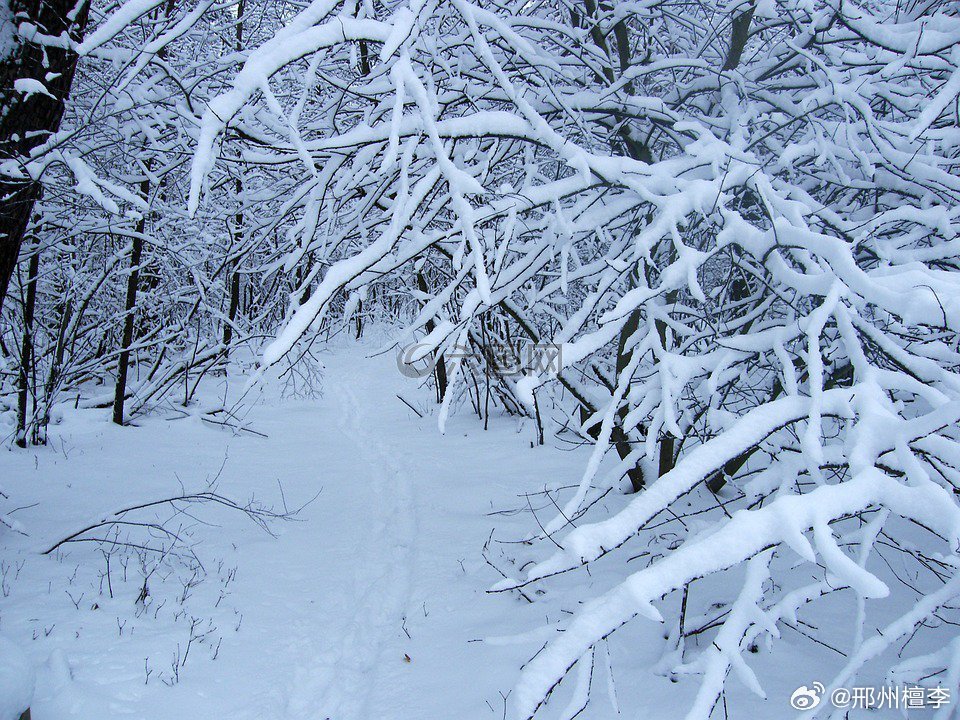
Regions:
[[183, 0, 960, 716]]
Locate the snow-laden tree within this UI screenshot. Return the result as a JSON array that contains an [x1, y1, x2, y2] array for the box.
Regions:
[[138, 0, 960, 715], [0, 0, 90, 315], [0, 0, 326, 441]]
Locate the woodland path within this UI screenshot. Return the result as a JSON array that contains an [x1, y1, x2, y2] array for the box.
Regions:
[[16, 339, 564, 720]]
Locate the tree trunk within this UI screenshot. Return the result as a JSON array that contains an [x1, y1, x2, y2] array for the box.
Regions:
[[722, 6, 756, 72], [223, 264, 240, 349], [612, 281, 646, 492], [223, 0, 244, 355], [0, 0, 89, 317], [417, 270, 447, 401], [577, 0, 651, 491], [15, 244, 39, 447], [223, 176, 241, 353], [112, 179, 149, 426]]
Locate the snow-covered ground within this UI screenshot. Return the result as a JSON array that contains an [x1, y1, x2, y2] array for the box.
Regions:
[[0, 338, 586, 719], [1, 337, 944, 720]]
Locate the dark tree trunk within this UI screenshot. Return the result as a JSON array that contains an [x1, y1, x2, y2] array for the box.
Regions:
[[722, 6, 756, 72], [416, 270, 447, 401], [0, 0, 89, 317], [224, 176, 241, 352], [577, 2, 651, 491], [612, 291, 646, 492], [112, 179, 149, 426], [15, 244, 39, 447], [224, 264, 240, 349], [223, 0, 243, 355]]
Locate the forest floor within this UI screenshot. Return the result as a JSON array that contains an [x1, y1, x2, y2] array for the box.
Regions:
[[0, 335, 589, 720], [1, 335, 907, 720]]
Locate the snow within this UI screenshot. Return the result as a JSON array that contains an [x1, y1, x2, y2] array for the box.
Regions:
[[189, 12, 394, 216], [13, 78, 54, 100], [4, 334, 960, 720], [910, 53, 960, 141], [77, 0, 167, 56], [8, 0, 960, 717], [0, 0, 14, 62], [0, 635, 34, 720], [0, 338, 585, 719], [520, 390, 854, 580], [512, 467, 960, 720], [61, 154, 121, 215], [261, 166, 443, 367]]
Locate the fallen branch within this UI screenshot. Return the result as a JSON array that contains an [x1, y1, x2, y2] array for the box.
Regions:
[[43, 486, 318, 555]]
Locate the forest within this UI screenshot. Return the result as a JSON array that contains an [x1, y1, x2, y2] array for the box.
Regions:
[[1, 0, 960, 718]]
